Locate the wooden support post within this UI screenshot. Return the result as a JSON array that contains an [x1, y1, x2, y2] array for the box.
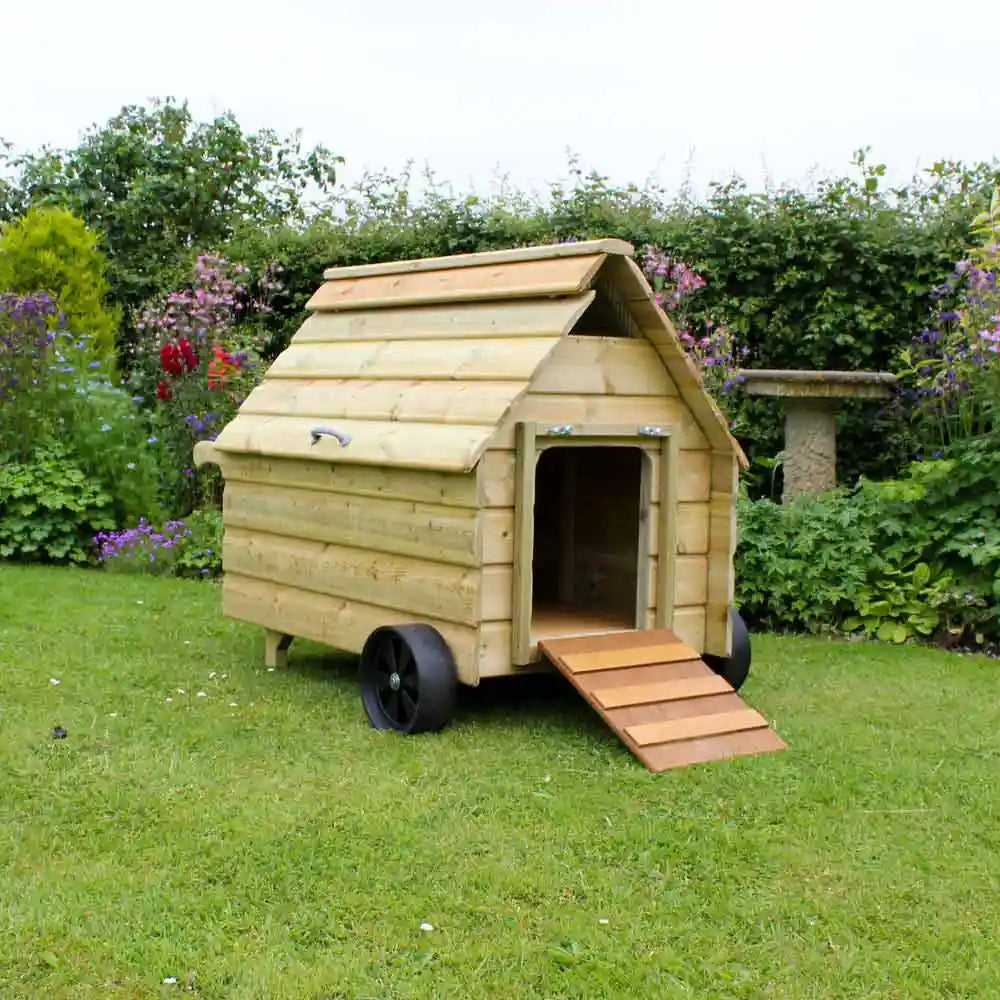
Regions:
[[511, 422, 537, 665], [264, 630, 294, 669]]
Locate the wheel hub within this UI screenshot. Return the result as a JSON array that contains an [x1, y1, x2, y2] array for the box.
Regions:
[[388, 671, 402, 692]]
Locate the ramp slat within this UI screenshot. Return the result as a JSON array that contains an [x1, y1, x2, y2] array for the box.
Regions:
[[538, 628, 785, 773], [640, 728, 787, 772], [625, 709, 769, 747], [593, 674, 732, 709], [561, 642, 697, 673]]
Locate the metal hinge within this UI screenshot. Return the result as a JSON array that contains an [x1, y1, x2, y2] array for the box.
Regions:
[[637, 425, 669, 437], [547, 424, 575, 436]]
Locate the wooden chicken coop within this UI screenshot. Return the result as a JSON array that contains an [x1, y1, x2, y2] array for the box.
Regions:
[[194, 239, 785, 771]]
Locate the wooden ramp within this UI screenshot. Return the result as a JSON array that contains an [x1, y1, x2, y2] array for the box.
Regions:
[[538, 628, 786, 772]]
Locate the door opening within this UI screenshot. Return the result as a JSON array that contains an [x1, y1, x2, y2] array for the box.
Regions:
[[531, 446, 644, 639]]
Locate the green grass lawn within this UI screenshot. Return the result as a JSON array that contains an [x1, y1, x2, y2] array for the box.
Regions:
[[1, 564, 998, 999]]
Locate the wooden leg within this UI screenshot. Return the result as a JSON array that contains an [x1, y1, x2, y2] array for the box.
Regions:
[[264, 630, 293, 669]]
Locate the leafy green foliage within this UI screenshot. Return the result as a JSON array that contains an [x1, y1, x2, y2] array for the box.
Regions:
[[227, 150, 1000, 490], [0, 206, 119, 355], [169, 507, 223, 579], [736, 432, 1000, 645], [0, 98, 343, 349], [3, 99, 1000, 488], [0, 292, 160, 531], [0, 443, 114, 563]]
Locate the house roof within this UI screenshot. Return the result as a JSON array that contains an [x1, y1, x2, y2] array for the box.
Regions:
[[201, 239, 747, 473]]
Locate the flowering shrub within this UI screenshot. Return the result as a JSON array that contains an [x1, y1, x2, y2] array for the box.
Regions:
[[639, 247, 748, 401], [127, 253, 279, 516], [898, 188, 1000, 452], [0, 291, 65, 457], [0, 206, 120, 357], [94, 507, 223, 578], [0, 292, 160, 527]]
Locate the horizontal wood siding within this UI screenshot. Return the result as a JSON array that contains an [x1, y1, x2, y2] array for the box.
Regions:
[[306, 254, 604, 312], [212, 414, 492, 471], [222, 573, 506, 684], [489, 393, 709, 450], [239, 378, 524, 426], [320, 238, 632, 280], [223, 481, 480, 567], [528, 337, 678, 396], [218, 453, 479, 509], [265, 337, 560, 382], [293, 293, 595, 343], [222, 527, 481, 626]]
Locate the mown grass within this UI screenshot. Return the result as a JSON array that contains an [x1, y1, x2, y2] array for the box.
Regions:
[[1, 564, 998, 999]]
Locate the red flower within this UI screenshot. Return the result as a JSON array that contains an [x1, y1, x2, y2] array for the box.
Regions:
[[156, 380, 173, 401], [160, 342, 182, 376], [178, 338, 198, 371], [160, 338, 198, 376]]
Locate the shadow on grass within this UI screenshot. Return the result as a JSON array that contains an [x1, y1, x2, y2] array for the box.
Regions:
[[280, 643, 602, 737]]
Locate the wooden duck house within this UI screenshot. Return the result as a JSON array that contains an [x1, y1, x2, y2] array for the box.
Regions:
[[195, 239, 786, 771]]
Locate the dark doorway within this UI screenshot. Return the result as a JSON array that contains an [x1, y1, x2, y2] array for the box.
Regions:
[[530, 446, 643, 638]]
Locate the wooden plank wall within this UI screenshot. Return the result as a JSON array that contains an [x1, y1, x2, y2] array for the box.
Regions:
[[217, 453, 506, 685], [476, 335, 714, 668]]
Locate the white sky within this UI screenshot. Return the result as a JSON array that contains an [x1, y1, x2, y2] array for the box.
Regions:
[[2, 0, 998, 202]]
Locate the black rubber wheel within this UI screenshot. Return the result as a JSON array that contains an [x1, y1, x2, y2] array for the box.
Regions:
[[702, 608, 752, 691], [359, 624, 457, 734]]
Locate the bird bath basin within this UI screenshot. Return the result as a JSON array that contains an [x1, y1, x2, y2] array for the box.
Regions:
[[737, 369, 898, 502]]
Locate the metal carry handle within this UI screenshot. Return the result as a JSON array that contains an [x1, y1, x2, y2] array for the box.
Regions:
[[309, 426, 352, 447]]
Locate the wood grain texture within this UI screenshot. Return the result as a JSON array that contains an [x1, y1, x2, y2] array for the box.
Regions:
[[562, 642, 698, 673], [307, 254, 606, 312], [676, 502, 710, 554], [479, 565, 514, 622], [223, 480, 480, 567], [266, 336, 561, 382], [602, 691, 747, 728], [493, 393, 708, 451], [320, 239, 633, 280], [673, 554, 709, 607], [625, 709, 769, 747], [704, 450, 739, 657], [511, 420, 536, 664], [592, 674, 732, 709], [677, 449, 712, 502], [637, 729, 787, 771], [655, 435, 678, 629], [238, 378, 524, 426], [529, 336, 679, 396], [222, 573, 487, 684], [671, 606, 707, 651], [213, 453, 480, 509], [537, 626, 785, 772], [293, 293, 595, 343], [212, 414, 491, 472], [222, 527, 482, 626]]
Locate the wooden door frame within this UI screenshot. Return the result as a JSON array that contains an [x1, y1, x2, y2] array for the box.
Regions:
[[510, 421, 679, 665]]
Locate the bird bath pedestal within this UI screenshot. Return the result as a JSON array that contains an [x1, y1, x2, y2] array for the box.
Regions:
[[738, 369, 897, 503]]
